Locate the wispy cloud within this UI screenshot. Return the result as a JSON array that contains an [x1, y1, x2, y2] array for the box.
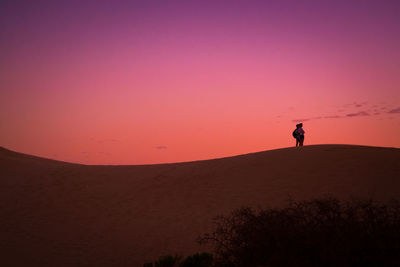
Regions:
[[292, 111, 371, 123], [342, 101, 367, 109], [292, 117, 322, 123], [324, 115, 343, 119], [388, 107, 400, 114], [291, 102, 397, 123], [292, 118, 311, 123], [346, 111, 370, 117], [355, 101, 367, 108]]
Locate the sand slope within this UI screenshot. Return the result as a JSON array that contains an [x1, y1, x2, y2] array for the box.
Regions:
[[1, 145, 399, 266]]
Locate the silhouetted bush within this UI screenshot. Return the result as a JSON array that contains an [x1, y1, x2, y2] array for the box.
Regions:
[[179, 252, 213, 267], [199, 197, 400, 266], [151, 254, 182, 267], [145, 253, 213, 267]]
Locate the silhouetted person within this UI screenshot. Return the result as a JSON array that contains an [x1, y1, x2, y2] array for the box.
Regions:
[[294, 123, 305, 147]]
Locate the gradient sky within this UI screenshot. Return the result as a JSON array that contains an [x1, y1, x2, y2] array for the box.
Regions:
[[1, 0, 400, 164]]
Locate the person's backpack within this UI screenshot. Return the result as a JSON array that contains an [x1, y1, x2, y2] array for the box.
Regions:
[[292, 129, 298, 139]]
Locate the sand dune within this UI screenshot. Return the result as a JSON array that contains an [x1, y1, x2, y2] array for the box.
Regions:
[[1, 145, 399, 266]]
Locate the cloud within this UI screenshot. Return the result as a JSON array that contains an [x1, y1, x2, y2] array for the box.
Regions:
[[292, 119, 311, 123], [292, 112, 370, 122], [155, 146, 167, 150], [342, 101, 367, 109], [291, 117, 322, 123], [291, 102, 389, 123], [346, 111, 370, 117], [324, 115, 343, 119], [388, 107, 400, 114], [352, 101, 368, 108]]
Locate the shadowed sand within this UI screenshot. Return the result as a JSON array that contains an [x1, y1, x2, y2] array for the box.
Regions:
[[1, 145, 399, 266]]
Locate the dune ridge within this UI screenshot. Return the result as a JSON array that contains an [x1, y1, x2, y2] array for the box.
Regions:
[[1, 145, 399, 266]]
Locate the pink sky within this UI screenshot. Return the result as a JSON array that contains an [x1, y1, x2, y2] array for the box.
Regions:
[[1, 1, 400, 164]]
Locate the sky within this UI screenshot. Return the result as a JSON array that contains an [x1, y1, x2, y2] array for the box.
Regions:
[[1, 0, 400, 164]]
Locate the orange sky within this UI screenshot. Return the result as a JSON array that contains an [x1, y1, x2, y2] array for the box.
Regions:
[[1, 1, 400, 164]]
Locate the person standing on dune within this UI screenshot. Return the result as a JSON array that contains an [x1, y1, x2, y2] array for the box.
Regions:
[[293, 123, 305, 147]]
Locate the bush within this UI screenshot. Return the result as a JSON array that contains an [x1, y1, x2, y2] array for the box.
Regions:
[[198, 197, 400, 266], [145, 253, 213, 267], [153, 254, 182, 267], [179, 253, 213, 267]]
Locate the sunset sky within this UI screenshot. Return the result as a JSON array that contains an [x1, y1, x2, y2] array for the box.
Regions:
[[1, 0, 400, 164]]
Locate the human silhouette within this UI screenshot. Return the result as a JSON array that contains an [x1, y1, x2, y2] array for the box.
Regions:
[[293, 123, 305, 147]]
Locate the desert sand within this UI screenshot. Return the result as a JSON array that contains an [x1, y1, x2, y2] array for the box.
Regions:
[[1, 145, 399, 266]]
